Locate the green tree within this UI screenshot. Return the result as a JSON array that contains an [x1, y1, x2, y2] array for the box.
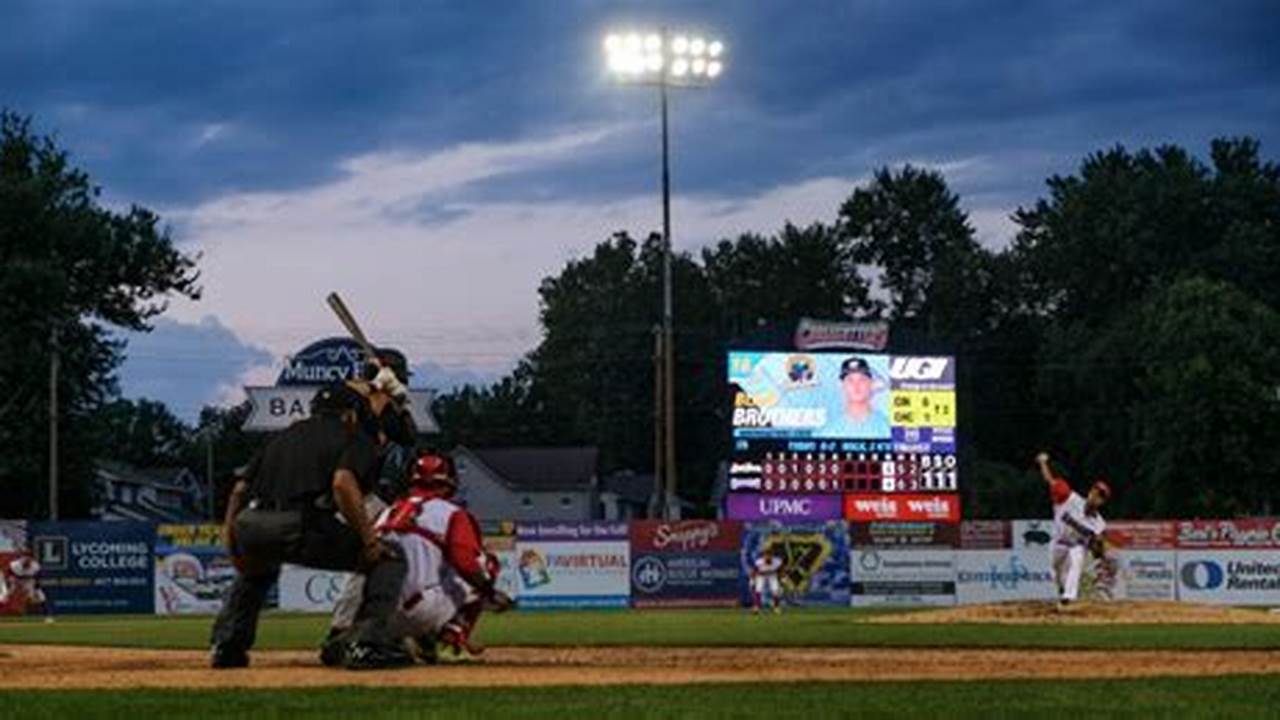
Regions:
[[1011, 137, 1280, 517], [92, 398, 193, 468], [0, 112, 200, 518], [701, 222, 869, 337], [837, 165, 993, 343]]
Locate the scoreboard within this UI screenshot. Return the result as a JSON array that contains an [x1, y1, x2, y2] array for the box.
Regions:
[[727, 351, 958, 497]]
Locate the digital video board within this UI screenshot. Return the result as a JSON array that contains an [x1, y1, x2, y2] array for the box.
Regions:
[[727, 351, 957, 494]]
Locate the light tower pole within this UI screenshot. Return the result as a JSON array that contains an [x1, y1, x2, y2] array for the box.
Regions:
[[604, 30, 726, 518]]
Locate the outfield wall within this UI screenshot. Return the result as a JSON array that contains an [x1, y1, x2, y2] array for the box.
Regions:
[[0, 518, 1276, 614]]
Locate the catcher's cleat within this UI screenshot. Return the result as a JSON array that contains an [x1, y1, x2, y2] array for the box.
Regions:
[[319, 631, 349, 668], [437, 626, 484, 663], [210, 643, 249, 669], [403, 634, 439, 665], [343, 641, 414, 671]]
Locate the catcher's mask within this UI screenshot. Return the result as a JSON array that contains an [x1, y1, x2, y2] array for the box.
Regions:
[[410, 452, 458, 495]]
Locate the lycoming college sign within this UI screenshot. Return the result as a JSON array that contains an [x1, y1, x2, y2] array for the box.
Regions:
[[242, 337, 439, 432]]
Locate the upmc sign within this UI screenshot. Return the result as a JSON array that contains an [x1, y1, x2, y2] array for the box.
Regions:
[[843, 494, 961, 523], [724, 494, 842, 522]]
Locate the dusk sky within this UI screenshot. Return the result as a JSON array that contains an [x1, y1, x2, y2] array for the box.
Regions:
[[4, 1, 1277, 420]]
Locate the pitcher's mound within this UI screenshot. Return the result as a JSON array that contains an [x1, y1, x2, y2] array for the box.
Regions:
[[865, 601, 1280, 624]]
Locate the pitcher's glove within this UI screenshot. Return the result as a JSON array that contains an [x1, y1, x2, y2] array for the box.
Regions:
[[1088, 534, 1108, 559]]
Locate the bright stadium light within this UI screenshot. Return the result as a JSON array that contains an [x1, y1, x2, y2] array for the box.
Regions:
[[603, 28, 726, 86], [601, 27, 727, 520]]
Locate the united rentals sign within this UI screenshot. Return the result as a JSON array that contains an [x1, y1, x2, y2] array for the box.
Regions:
[[242, 337, 438, 432]]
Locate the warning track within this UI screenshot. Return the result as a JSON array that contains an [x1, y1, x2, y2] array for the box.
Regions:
[[3, 644, 1279, 689]]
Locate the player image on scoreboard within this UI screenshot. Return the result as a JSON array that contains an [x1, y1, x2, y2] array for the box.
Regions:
[[728, 352, 891, 440]]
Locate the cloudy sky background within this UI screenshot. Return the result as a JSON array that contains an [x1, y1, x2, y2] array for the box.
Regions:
[[4, 0, 1277, 420]]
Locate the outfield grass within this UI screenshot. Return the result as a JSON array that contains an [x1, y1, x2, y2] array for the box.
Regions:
[[1, 677, 1278, 718], [2, 608, 1280, 650]]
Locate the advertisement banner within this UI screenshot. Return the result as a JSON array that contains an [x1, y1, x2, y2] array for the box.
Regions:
[[1114, 551, 1177, 601], [515, 522, 630, 609], [843, 493, 961, 523], [850, 522, 959, 548], [278, 564, 351, 612], [1176, 551, 1280, 605], [851, 547, 956, 607], [28, 521, 155, 615], [725, 493, 843, 522], [959, 521, 1011, 549], [954, 550, 1056, 604], [1175, 520, 1280, 549], [1011, 519, 1054, 550], [154, 524, 236, 615], [1105, 521, 1177, 550], [0, 521, 29, 615], [741, 521, 851, 607], [630, 521, 743, 607]]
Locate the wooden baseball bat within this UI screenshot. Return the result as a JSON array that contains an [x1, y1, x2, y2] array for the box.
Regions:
[[325, 291, 380, 367]]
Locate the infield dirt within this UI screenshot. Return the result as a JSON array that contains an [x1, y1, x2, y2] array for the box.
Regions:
[[864, 601, 1280, 625], [3, 643, 1280, 689]]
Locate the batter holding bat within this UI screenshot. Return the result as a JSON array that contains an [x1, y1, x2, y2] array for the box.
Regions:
[[1035, 452, 1112, 609]]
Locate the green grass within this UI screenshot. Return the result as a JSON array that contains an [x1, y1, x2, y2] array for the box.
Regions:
[[3, 608, 1280, 650], [2, 677, 1279, 718]]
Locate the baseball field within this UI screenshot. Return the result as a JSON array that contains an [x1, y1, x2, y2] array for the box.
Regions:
[[3, 603, 1280, 718]]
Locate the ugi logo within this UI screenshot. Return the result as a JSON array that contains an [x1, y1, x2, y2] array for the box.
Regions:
[[889, 357, 949, 381], [761, 534, 833, 593]]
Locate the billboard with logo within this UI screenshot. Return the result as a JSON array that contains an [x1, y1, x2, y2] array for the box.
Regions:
[[843, 494, 961, 523], [1175, 519, 1280, 549], [515, 522, 630, 609], [741, 521, 851, 607], [1177, 551, 1280, 605], [851, 547, 957, 607], [1012, 519, 1121, 601], [154, 524, 236, 615], [954, 550, 1055, 604], [959, 520, 1011, 549], [850, 522, 959, 548], [630, 521, 743, 608], [28, 521, 154, 614], [279, 565, 351, 612], [726, 351, 958, 498], [725, 493, 842, 522]]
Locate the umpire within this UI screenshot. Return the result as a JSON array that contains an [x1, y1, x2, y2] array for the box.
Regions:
[[209, 381, 411, 670]]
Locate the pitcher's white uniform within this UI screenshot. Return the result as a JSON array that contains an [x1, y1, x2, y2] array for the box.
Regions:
[[752, 554, 783, 599], [1049, 478, 1105, 602], [376, 491, 491, 636]]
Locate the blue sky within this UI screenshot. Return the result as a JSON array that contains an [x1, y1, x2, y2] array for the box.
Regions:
[[4, 0, 1277, 420]]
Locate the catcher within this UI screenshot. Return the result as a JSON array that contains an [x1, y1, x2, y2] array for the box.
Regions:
[[1035, 452, 1112, 608], [323, 451, 514, 665]]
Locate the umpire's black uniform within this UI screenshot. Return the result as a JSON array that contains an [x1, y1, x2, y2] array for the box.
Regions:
[[209, 384, 409, 669]]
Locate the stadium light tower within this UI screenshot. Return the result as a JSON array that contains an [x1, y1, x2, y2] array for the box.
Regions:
[[603, 29, 726, 519]]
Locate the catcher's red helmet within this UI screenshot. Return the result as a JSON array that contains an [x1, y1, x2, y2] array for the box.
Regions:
[[411, 452, 458, 493]]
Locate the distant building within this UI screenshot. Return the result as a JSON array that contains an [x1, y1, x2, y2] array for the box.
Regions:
[[454, 446, 600, 522], [598, 471, 656, 521], [92, 460, 209, 523]]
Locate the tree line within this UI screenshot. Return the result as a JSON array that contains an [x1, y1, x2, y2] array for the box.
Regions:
[[4, 108, 1277, 520]]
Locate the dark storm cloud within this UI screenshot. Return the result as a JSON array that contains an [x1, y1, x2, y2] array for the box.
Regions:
[[3, 1, 1276, 213]]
